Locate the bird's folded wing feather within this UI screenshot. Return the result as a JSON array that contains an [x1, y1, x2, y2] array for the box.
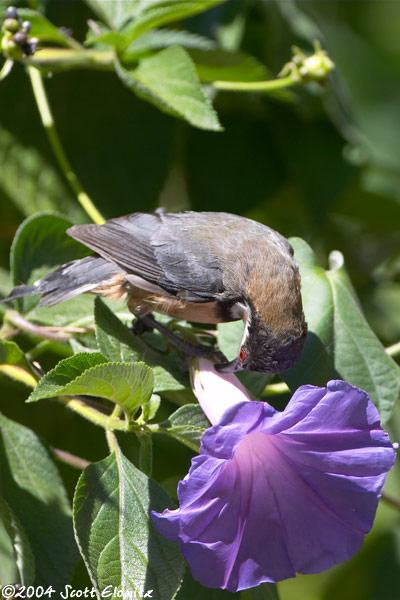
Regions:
[[67, 212, 224, 302]]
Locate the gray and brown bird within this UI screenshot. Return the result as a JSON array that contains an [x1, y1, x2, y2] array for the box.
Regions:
[[2, 211, 307, 373]]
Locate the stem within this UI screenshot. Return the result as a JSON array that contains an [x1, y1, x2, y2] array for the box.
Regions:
[[105, 405, 123, 452], [213, 75, 296, 92], [0, 364, 37, 388], [381, 492, 400, 512], [58, 396, 129, 431], [28, 48, 115, 73], [0, 58, 13, 81], [5, 311, 72, 341], [27, 65, 105, 225], [106, 430, 120, 454], [50, 447, 90, 470], [386, 341, 400, 358]]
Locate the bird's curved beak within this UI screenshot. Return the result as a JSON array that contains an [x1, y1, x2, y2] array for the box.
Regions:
[[214, 357, 242, 373]]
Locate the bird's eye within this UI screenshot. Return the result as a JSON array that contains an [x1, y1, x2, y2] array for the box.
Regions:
[[239, 348, 246, 362]]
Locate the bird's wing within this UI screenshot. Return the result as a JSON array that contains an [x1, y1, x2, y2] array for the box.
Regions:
[[67, 213, 164, 281], [67, 212, 225, 302]]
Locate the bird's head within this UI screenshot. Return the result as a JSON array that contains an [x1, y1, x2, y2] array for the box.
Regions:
[[215, 304, 307, 374]]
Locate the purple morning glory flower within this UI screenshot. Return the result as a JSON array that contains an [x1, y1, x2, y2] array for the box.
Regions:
[[153, 359, 397, 592]]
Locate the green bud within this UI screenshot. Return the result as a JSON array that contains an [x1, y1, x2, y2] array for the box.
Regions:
[[279, 41, 334, 85], [2, 17, 20, 33], [301, 52, 335, 82]]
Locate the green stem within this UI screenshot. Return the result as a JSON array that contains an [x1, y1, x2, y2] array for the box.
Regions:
[[0, 364, 37, 388], [28, 48, 115, 73], [58, 396, 129, 431], [106, 430, 120, 454], [105, 405, 123, 452], [386, 341, 400, 358], [213, 75, 296, 92], [27, 65, 105, 224]]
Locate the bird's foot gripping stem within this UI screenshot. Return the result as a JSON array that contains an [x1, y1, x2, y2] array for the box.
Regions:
[[133, 314, 226, 362]]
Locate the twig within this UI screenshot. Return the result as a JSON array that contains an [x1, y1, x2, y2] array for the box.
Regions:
[[50, 447, 90, 470], [381, 492, 400, 512]]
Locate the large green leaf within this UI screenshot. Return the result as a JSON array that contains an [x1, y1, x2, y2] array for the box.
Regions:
[[217, 321, 271, 398], [10, 213, 90, 313], [28, 295, 96, 327], [0, 413, 78, 587], [95, 296, 141, 362], [0, 493, 35, 586], [121, 1, 224, 42], [116, 46, 222, 131], [94, 298, 188, 392], [27, 352, 108, 400], [122, 28, 216, 61], [190, 48, 270, 83], [160, 404, 210, 451], [283, 238, 400, 423], [73, 449, 185, 598], [86, 0, 144, 30], [250, 582, 281, 600], [86, 0, 222, 39], [28, 352, 154, 416]]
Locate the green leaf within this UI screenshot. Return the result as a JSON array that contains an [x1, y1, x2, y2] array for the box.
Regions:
[[94, 298, 188, 392], [10, 213, 90, 313], [0, 339, 37, 387], [0, 412, 78, 587], [190, 48, 270, 83], [161, 404, 210, 451], [73, 449, 185, 598], [123, 28, 216, 61], [116, 46, 222, 131], [0, 338, 27, 366], [0, 494, 35, 586], [283, 238, 400, 423], [95, 296, 141, 362], [85, 0, 143, 30], [141, 394, 161, 422], [86, 0, 223, 39], [217, 321, 271, 398], [121, 1, 224, 42], [28, 352, 154, 416], [217, 320, 243, 361], [250, 582, 281, 600], [17, 8, 74, 46], [0, 126, 81, 221], [28, 295, 96, 327]]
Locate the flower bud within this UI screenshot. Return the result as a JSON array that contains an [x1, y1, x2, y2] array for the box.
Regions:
[[2, 17, 19, 33], [5, 6, 18, 20], [12, 31, 28, 46]]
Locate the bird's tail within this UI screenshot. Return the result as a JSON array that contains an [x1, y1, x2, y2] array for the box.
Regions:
[[1, 256, 122, 307]]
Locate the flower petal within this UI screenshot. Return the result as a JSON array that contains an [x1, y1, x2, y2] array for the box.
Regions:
[[153, 380, 397, 592]]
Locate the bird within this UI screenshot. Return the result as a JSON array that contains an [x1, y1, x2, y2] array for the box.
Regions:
[[2, 211, 307, 374]]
